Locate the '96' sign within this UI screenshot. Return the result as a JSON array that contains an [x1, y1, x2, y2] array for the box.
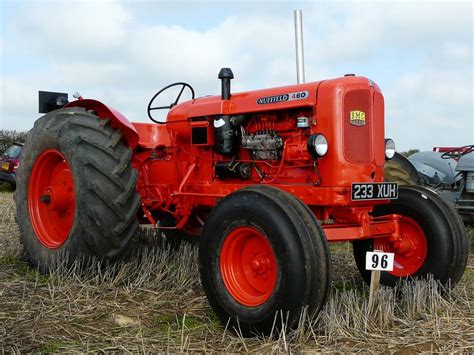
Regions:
[[365, 251, 394, 271]]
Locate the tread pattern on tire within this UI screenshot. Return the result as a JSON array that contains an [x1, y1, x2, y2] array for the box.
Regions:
[[242, 185, 332, 316], [15, 108, 141, 266]]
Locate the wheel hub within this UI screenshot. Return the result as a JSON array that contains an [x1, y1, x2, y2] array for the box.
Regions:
[[220, 226, 278, 307], [375, 216, 427, 277], [391, 235, 414, 254], [28, 149, 76, 249]]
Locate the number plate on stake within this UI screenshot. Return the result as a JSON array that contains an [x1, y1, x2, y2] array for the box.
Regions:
[[366, 251, 394, 271], [351, 182, 398, 201]]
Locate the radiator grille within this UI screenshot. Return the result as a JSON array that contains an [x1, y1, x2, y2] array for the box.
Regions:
[[343, 90, 372, 164]]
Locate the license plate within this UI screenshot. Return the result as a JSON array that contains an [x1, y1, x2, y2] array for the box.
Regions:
[[351, 182, 398, 201], [1, 163, 9, 171]]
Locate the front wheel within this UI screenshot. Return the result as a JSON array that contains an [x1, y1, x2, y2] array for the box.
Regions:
[[199, 185, 331, 336], [353, 186, 469, 287]]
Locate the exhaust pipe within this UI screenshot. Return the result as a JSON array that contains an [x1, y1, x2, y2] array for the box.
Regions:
[[218, 67, 234, 100], [294, 9, 305, 84]]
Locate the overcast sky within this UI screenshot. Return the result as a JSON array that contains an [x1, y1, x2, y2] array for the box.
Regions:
[[0, 0, 472, 151]]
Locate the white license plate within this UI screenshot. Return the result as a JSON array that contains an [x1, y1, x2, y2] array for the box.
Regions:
[[351, 182, 398, 201]]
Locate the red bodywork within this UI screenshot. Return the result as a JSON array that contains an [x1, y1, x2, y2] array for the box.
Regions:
[[70, 76, 402, 244], [432, 147, 466, 153], [0, 143, 23, 183]]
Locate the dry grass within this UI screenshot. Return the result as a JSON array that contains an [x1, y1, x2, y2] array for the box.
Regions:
[[1, 189, 473, 352]]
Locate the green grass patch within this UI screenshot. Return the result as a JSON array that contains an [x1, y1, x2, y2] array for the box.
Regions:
[[39, 339, 79, 353], [329, 242, 352, 253], [0, 255, 18, 265], [153, 313, 208, 333], [0, 257, 51, 284]]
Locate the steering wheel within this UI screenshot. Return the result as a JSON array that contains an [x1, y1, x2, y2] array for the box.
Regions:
[[147, 82, 195, 124], [441, 145, 474, 160]]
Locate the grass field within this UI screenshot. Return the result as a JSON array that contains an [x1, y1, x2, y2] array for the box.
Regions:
[[1, 187, 473, 352]]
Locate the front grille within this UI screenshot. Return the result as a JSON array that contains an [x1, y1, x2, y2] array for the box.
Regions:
[[343, 89, 372, 164]]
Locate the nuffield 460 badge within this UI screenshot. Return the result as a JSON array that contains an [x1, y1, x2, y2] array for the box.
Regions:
[[350, 110, 366, 126]]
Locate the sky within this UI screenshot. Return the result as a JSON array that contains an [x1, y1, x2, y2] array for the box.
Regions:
[[0, 0, 472, 151]]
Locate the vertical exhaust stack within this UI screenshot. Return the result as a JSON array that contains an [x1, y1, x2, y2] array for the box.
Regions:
[[294, 9, 305, 84], [215, 68, 237, 155], [218, 68, 234, 100]]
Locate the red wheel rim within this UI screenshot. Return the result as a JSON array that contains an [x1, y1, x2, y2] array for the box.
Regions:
[[220, 226, 278, 307], [28, 149, 75, 249], [374, 216, 427, 277]]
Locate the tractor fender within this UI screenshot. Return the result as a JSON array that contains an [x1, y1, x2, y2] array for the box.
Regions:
[[409, 160, 446, 186], [65, 99, 139, 148], [409, 151, 458, 184]]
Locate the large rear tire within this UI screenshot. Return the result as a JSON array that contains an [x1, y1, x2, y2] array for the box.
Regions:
[[199, 185, 331, 336], [353, 186, 468, 287], [384, 152, 420, 185], [15, 108, 141, 270]]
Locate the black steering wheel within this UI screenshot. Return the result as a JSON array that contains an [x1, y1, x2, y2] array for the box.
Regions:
[[147, 82, 195, 124], [441, 145, 474, 160]]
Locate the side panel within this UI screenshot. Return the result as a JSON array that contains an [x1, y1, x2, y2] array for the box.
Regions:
[[65, 99, 139, 148]]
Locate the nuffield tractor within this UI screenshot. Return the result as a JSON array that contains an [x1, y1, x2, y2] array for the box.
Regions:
[[16, 70, 469, 334]]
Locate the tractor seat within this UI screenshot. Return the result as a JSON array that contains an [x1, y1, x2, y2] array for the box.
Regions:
[[132, 122, 171, 148]]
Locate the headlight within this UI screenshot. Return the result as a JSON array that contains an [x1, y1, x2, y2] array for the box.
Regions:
[[308, 134, 328, 158], [385, 138, 396, 159]]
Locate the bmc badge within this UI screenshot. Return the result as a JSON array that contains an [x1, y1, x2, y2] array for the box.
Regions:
[[257, 91, 308, 105], [350, 110, 366, 126]]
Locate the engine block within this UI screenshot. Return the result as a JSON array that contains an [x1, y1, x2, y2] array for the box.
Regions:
[[241, 132, 283, 160]]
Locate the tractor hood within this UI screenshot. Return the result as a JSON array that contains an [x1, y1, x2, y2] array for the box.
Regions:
[[168, 76, 375, 121], [171, 81, 322, 119]]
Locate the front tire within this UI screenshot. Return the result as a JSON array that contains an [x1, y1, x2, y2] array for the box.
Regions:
[[353, 186, 469, 287], [15, 108, 141, 270], [199, 185, 331, 336]]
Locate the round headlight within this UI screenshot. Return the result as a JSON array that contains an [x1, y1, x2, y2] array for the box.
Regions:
[[308, 134, 328, 158], [385, 138, 396, 159]]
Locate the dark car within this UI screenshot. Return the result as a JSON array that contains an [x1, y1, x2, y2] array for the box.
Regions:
[[0, 143, 24, 187]]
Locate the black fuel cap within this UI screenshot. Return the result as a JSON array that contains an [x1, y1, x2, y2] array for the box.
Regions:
[[344, 73, 356, 77]]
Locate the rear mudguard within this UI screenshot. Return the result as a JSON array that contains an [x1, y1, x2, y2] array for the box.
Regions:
[[409, 151, 458, 184], [65, 99, 139, 148]]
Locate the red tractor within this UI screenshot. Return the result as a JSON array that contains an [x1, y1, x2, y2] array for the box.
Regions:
[[16, 69, 468, 335]]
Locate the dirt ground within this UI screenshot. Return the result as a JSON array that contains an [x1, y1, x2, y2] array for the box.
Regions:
[[1, 188, 473, 352]]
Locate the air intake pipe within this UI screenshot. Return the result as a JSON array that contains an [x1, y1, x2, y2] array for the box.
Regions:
[[214, 68, 234, 155], [218, 68, 234, 100]]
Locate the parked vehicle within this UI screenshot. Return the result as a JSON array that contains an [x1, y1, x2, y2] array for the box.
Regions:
[[0, 143, 23, 187], [385, 146, 474, 226]]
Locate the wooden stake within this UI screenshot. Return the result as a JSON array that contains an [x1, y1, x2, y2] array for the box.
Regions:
[[368, 269, 381, 312]]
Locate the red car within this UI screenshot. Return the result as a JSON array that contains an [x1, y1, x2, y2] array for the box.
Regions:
[[0, 143, 23, 186]]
